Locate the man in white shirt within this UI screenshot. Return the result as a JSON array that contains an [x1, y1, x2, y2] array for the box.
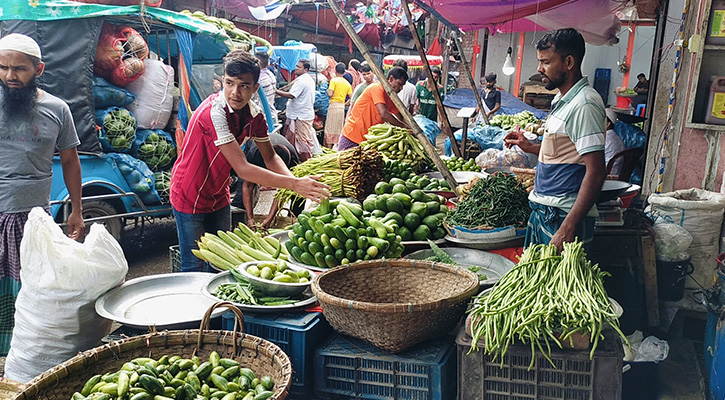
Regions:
[[255, 51, 277, 124], [276, 59, 320, 161], [393, 59, 417, 114], [604, 108, 626, 176]]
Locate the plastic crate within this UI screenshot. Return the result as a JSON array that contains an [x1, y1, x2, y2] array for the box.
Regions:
[[169, 245, 180, 273], [222, 311, 333, 400], [314, 333, 456, 400], [456, 327, 623, 400]]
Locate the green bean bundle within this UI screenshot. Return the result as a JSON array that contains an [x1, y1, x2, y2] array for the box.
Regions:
[[275, 146, 384, 206], [446, 171, 530, 229], [467, 241, 627, 368]]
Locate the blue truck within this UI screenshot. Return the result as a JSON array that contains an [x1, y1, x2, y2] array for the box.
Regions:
[[5, 4, 272, 241]]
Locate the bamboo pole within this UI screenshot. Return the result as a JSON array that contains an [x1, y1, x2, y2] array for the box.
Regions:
[[325, 0, 457, 189], [400, 0, 461, 158], [452, 31, 488, 126]]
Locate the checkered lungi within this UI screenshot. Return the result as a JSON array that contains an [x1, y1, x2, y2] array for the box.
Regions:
[[0, 212, 28, 356], [524, 201, 595, 251]]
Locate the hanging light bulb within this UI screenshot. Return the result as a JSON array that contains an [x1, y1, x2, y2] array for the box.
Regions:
[[502, 47, 515, 76]]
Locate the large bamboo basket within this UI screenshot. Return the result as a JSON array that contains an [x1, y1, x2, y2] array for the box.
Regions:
[[12, 302, 292, 400], [311, 259, 479, 353]]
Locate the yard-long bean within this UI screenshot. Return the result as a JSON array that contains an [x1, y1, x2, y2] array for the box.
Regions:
[[467, 241, 628, 368]]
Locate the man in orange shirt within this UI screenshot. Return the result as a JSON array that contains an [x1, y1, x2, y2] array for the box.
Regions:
[[337, 66, 410, 151]]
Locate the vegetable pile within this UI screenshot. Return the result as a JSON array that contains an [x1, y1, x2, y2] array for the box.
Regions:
[[69, 352, 275, 400], [275, 146, 383, 206], [375, 175, 450, 195], [244, 261, 310, 283], [382, 159, 415, 181], [440, 156, 481, 172], [287, 199, 405, 268], [488, 111, 539, 132], [363, 184, 449, 242], [360, 124, 430, 171], [213, 264, 307, 306], [138, 131, 177, 171], [154, 171, 171, 202], [446, 172, 530, 229], [192, 223, 289, 271], [101, 108, 137, 152], [179, 10, 272, 51], [467, 241, 627, 365]]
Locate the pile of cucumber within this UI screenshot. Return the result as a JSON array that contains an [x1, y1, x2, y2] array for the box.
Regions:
[[375, 175, 450, 195], [71, 352, 274, 400], [285, 199, 404, 268], [362, 186, 448, 242]]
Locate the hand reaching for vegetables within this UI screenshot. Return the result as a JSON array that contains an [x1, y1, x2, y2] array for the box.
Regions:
[[293, 175, 331, 203]]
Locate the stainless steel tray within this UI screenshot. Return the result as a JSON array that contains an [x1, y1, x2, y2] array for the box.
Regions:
[[202, 272, 317, 313], [405, 247, 515, 286], [96, 272, 226, 330], [444, 234, 525, 250]]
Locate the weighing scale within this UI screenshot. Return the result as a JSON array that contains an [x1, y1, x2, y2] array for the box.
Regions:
[[596, 198, 624, 226]]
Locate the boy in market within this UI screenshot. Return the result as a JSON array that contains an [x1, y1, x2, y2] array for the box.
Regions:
[[170, 49, 330, 272], [415, 65, 444, 122]]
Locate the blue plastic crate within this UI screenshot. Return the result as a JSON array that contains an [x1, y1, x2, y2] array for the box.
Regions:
[[314, 333, 456, 400], [222, 310, 332, 399]]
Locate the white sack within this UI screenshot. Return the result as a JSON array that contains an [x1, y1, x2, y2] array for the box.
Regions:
[[5, 208, 127, 383], [126, 59, 174, 130]]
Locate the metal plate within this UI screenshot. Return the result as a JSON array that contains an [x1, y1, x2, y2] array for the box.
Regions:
[[96, 272, 226, 330], [422, 171, 487, 184], [202, 272, 317, 313], [405, 247, 515, 286], [237, 261, 311, 297], [444, 234, 525, 250], [400, 238, 446, 253]]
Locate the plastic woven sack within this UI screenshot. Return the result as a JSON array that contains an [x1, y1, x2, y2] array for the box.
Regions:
[[413, 114, 441, 145], [93, 76, 136, 108], [5, 208, 127, 383], [125, 59, 175, 129], [95, 107, 137, 153], [106, 153, 162, 205], [131, 129, 177, 172], [315, 82, 330, 118]]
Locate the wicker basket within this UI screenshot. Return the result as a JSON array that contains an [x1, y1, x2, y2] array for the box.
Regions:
[[311, 259, 479, 353], [13, 302, 292, 400]]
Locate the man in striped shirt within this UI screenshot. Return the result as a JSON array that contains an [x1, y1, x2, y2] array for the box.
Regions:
[[170, 49, 330, 272], [504, 28, 606, 251]]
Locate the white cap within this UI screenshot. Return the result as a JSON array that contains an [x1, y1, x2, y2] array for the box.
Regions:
[[605, 108, 617, 124], [0, 33, 42, 60]]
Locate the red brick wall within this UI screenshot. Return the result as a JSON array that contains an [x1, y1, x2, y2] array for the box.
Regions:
[[458, 31, 476, 89]]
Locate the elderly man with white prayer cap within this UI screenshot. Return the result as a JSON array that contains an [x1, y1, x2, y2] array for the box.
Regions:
[[0, 33, 85, 356]]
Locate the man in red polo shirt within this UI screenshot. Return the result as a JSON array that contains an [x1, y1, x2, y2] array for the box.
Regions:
[[171, 49, 330, 272]]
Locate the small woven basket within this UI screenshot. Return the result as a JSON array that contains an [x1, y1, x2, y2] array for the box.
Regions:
[[311, 259, 479, 353], [13, 302, 292, 400]]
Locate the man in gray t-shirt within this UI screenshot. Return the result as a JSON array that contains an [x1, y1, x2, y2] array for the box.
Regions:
[[0, 33, 84, 356]]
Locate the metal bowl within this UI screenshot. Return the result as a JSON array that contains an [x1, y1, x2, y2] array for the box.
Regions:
[[237, 261, 312, 297], [444, 234, 525, 250], [202, 271, 317, 313], [95, 272, 225, 330], [597, 180, 632, 203], [405, 247, 515, 287]]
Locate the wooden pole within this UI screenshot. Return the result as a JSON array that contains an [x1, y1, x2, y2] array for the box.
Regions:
[[452, 31, 488, 125], [441, 28, 450, 98], [326, 0, 457, 189], [400, 0, 461, 157]]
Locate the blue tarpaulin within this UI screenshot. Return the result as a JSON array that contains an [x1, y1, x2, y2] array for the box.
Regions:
[[443, 88, 548, 120], [271, 42, 317, 72]]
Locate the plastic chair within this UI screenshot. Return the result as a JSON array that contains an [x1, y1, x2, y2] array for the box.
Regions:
[[607, 147, 644, 182], [636, 104, 646, 116]]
